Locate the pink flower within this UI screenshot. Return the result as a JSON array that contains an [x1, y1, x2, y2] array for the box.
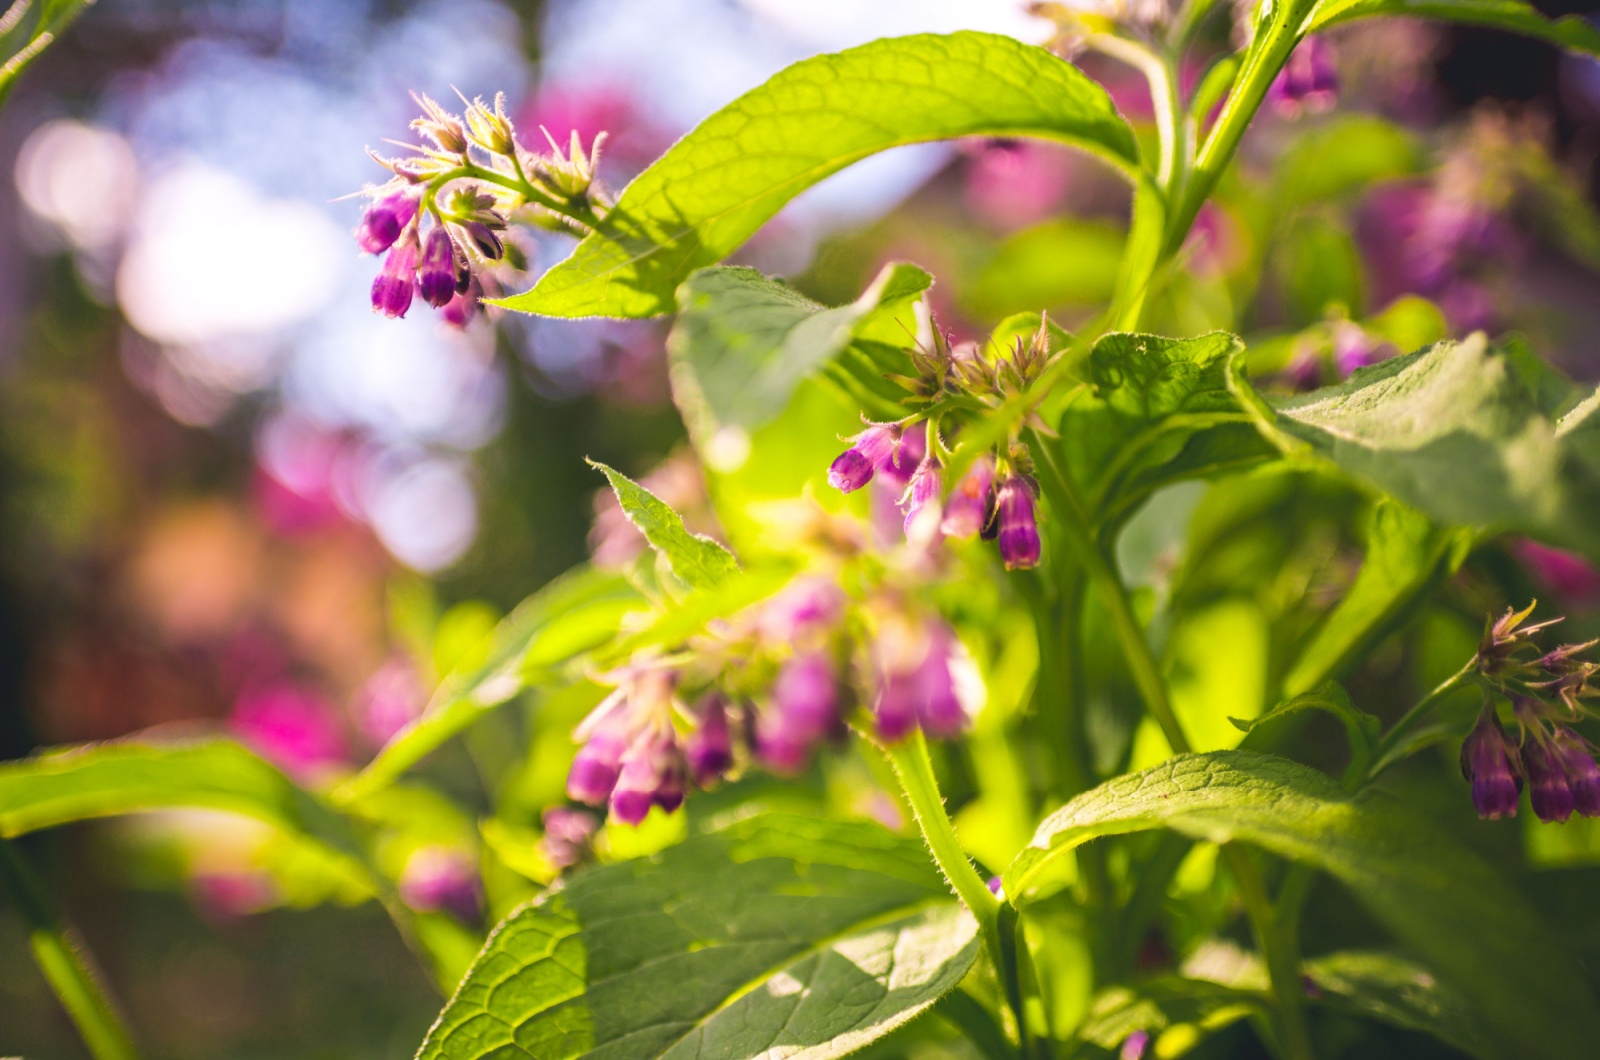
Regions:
[[230, 681, 348, 781]]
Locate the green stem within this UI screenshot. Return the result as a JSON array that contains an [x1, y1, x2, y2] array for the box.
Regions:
[[880, 732, 1028, 1048], [1367, 661, 1476, 779], [1165, 1, 1309, 258], [1028, 434, 1191, 755], [0, 842, 141, 1060], [1223, 844, 1316, 1060], [1088, 34, 1181, 192]]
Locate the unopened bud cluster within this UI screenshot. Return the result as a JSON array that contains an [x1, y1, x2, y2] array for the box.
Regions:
[[355, 91, 607, 325], [828, 320, 1055, 571], [561, 575, 975, 827], [1460, 602, 1600, 823]]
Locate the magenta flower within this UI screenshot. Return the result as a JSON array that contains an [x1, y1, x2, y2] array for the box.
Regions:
[[230, 682, 348, 781], [901, 458, 943, 534], [828, 423, 901, 493], [941, 457, 995, 539], [1268, 37, 1338, 117], [416, 226, 458, 308], [371, 234, 419, 318], [1524, 736, 1575, 823], [609, 730, 688, 826], [873, 621, 967, 741], [684, 694, 734, 788], [355, 655, 425, 747], [1554, 730, 1600, 818], [398, 847, 483, 923], [994, 475, 1041, 570], [1459, 706, 1522, 819], [354, 187, 420, 255], [567, 727, 629, 806], [757, 652, 839, 773], [539, 806, 599, 870]]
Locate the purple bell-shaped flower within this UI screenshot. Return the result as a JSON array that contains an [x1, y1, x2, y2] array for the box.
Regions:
[[1459, 706, 1523, 819]]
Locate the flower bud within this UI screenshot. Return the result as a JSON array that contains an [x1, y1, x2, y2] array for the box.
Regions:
[[827, 424, 900, 493], [539, 806, 599, 870], [1459, 707, 1522, 819], [398, 847, 482, 923], [354, 189, 419, 255], [567, 728, 628, 805], [1524, 737, 1574, 823], [416, 227, 458, 308], [370, 235, 419, 319], [684, 694, 734, 788], [461, 220, 504, 260], [609, 730, 687, 826], [1554, 729, 1600, 818], [994, 475, 1041, 570], [941, 457, 995, 538]]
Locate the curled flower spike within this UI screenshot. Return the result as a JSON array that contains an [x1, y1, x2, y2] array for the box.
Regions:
[[371, 234, 419, 318], [828, 423, 901, 493], [354, 187, 420, 254], [1268, 36, 1338, 118], [1459, 705, 1522, 819], [993, 474, 1042, 570], [942, 456, 995, 539]]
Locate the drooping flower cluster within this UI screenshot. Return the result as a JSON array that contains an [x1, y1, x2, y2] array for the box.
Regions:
[[560, 574, 977, 826], [355, 92, 607, 325], [827, 321, 1053, 570], [1459, 603, 1600, 822]]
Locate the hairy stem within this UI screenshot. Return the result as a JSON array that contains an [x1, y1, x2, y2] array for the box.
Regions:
[[880, 732, 1029, 1048], [0, 842, 141, 1060], [1368, 660, 1477, 778]]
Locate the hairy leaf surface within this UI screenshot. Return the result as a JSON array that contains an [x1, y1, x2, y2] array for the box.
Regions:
[[502, 32, 1138, 318], [589, 462, 739, 590], [1261, 336, 1600, 559], [1005, 751, 1600, 1059], [417, 814, 978, 1059]]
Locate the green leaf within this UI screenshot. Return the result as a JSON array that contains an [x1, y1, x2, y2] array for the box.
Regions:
[[1234, 683, 1381, 777], [588, 462, 739, 590], [0, 739, 361, 864], [1305, 950, 1494, 1059], [1306, 0, 1600, 56], [502, 32, 1139, 319], [1074, 978, 1261, 1054], [668, 262, 930, 463], [1005, 751, 1600, 1060], [1274, 114, 1423, 207], [1262, 335, 1600, 559], [416, 814, 980, 1060], [1058, 331, 1273, 526], [1280, 500, 1469, 698], [338, 567, 641, 803]]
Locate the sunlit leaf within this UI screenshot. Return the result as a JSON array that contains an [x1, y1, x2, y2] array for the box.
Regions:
[[501, 32, 1139, 318], [1306, 0, 1600, 56], [417, 814, 979, 1060], [589, 461, 739, 590], [1305, 950, 1494, 1059], [1006, 751, 1600, 1060]]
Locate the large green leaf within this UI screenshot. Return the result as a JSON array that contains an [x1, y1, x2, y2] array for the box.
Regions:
[[589, 462, 739, 591], [1259, 335, 1600, 559], [1005, 751, 1600, 1060], [1058, 331, 1273, 527], [502, 32, 1139, 319], [1279, 500, 1469, 699], [668, 262, 929, 461], [1305, 950, 1493, 1059], [1306, 0, 1600, 56], [416, 814, 979, 1060], [338, 567, 641, 802], [0, 739, 360, 863]]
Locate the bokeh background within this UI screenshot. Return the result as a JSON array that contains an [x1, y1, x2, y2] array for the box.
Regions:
[[4, 0, 1600, 1055]]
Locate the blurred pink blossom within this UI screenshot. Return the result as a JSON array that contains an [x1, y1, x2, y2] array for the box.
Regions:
[[1515, 540, 1600, 608], [398, 847, 482, 923], [962, 140, 1075, 232], [355, 654, 427, 746], [230, 681, 348, 780]]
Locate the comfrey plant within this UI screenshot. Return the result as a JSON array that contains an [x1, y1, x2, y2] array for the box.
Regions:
[[12, 3, 1600, 1060]]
